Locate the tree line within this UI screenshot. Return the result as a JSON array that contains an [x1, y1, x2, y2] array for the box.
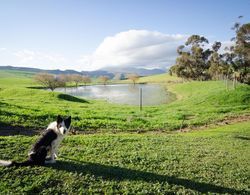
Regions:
[[34, 73, 92, 91], [34, 73, 140, 91], [170, 18, 249, 85]]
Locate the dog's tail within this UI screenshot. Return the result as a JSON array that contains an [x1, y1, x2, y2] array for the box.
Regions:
[[0, 160, 13, 166], [0, 160, 33, 167]]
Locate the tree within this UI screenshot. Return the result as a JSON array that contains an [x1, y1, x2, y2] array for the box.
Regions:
[[57, 74, 70, 91], [34, 73, 65, 91], [223, 16, 250, 85], [221, 49, 235, 90], [208, 41, 224, 80], [171, 35, 212, 81], [233, 22, 250, 84], [127, 73, 140, 85], [171, 17, 249, 85], [99, 76, 109, 85], [82, 75, 91, 86], [69, 74, 83, 88], [212, 41, 222, 52], [169, 68, 173, 76], [174, 52, 193, 80], [185, 35, 211, 80], [185, 35, 209, 46]]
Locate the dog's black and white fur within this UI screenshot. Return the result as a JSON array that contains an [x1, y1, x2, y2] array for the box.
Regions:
[[0, 115, 71, 167]]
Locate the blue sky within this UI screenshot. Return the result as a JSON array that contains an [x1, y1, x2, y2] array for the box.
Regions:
[[0, 0, 249, 71]]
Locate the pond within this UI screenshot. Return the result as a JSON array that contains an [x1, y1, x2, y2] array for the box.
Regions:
[[55, 84, 176, 106]]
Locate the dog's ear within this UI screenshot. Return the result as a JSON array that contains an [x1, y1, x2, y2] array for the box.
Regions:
[[57, 115, 63, 124], [64, 116, 71, 129]]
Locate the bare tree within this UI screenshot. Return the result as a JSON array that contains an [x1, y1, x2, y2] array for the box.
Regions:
[[58, 74, 71, 83], [34, 73, 65, 91], [82, 75, 91, 86], [127, 73, 140, 85], [69, 74, 83, 88], [57, 74, 70, 91], [99, 76, 109, 85]]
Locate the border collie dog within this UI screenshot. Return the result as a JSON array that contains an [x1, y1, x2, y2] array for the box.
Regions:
[[0, 115, 71, 167]]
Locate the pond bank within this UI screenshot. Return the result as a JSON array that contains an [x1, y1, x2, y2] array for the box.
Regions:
[[54, 84, 176, 106]]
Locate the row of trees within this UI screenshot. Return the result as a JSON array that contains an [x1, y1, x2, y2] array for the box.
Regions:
[[34, 73, 92, 91], [34, 73, 140, 91], [170, 18, 249, 85]]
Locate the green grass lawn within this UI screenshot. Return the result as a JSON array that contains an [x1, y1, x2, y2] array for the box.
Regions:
[[0, 121, 249, 194], [0, 70, 249, 132], [138, 73, 182, 83], [0, 70, 249, 193]]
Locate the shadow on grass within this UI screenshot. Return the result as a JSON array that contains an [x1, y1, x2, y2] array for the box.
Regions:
[[50, 158, 244, 194], [26, 87, 89, 103], [57, 94, 89, 103], [26, 86, 46, 90], [234, 135, 250, 141], [0, 121, 41, 136]]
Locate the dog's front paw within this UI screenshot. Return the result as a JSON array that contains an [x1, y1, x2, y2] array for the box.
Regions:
[[45, 159, 56, 164]]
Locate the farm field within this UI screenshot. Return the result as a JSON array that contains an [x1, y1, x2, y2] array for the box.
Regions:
[[0, 70, 249, 194], [0, 121, 249, 194], [0, 70, 249, 133]]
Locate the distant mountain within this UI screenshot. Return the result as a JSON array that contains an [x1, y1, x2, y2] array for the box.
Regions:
[[0, 66, 79, 74], [0, 65, 116, 78], [81, 70, 114, 78], [0, 65, 165, 78], [0, 65, 42, 73], [102, 66, 166, 76]]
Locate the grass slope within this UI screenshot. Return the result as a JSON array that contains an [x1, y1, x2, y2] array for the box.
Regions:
[[0, 69, 250, 132], [0, 121, 249, 194], [0, 70, 35, 87], [0, 70, 249, 132], [0, 70, 249, 193], [138, 73, 182, 83]]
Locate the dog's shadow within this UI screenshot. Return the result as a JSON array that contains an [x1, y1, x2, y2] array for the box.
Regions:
[[49, 158, 243, 194], [234, 135, 250, 141]]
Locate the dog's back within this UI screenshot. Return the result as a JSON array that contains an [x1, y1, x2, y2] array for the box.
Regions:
[[31, 129, 58, 153]]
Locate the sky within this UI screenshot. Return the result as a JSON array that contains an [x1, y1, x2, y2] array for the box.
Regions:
[[0, 0, 249, 71]]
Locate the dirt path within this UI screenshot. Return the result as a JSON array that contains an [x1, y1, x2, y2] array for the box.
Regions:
[[0, 115, 249, 136], [178, 114, 250, 133]]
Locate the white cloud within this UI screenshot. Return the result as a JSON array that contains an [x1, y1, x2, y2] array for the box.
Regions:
[[0, 30, 188, 71], [0, 48, 7, 51], [0, 48, 70, 70], [14, 49, 67, 66], [220, 41, 234, 52], [79, 30, 188, 70], [0, 33, 234, 72], [204, 40, 234, 54]]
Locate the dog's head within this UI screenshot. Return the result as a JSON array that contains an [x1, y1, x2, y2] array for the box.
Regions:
[[57, 115, 71, 135]]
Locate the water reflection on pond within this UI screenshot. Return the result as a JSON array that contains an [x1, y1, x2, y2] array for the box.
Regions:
[[55, 84, 175, 105]]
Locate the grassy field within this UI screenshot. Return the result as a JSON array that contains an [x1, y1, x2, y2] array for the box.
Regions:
[[0, 70, 249, 194], [138, 73, 182, 83], [0, 70, 249, 132], [0, 121, 249, 194]]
